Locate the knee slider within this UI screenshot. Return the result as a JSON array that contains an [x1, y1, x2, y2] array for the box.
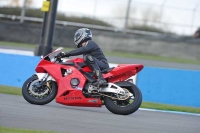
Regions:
[[84, 55, 94, 64]]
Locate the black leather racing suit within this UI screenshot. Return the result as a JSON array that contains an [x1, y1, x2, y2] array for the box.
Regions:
[[67, 40, 109, 70]]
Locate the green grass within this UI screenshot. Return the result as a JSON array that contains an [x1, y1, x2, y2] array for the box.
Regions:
[[0, 85, 22, 95], [0, 126, 63, 133], [0, 41, 35, 49], [1, 41, 200, 65], [105, 51, 200, 65], [0, 85, 200, 114], [0, 41, 73, 52], [0, 7, 112, 27], [141, 102, 200, 114]]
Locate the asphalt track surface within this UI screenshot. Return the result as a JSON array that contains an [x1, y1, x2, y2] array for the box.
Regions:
[[1, 47, 200, 133], [1, 94, 200, 133]]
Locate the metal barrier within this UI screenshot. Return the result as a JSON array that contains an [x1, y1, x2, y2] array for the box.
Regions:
[[0, 13, 172, 37]]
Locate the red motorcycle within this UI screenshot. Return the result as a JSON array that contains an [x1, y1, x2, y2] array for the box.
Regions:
[[22, 48, 143, 115]]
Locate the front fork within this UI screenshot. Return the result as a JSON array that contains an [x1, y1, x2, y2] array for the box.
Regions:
[[36, 73, 49, 87]]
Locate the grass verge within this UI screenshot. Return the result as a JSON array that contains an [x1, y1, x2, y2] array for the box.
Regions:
[[1, 41, 200, 65], [104, 52, 200, 65], [141, 102, 200, 114], [0, 85, 22, 95], [0, 85, 200, 114], [0, 41, 35, 49], [0, 126, 62, 133]]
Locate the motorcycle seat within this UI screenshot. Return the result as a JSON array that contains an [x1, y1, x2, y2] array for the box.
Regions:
[[60, 62, 114, 73], [101, 67, 115, 74], [78, 62, 114, 74]]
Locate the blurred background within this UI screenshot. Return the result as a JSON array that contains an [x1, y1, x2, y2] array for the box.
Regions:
[[0, 0, 200, 36], [0, 0, 200, 60]]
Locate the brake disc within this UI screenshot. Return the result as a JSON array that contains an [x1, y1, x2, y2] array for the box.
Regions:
[[29, 80, 49, 96]]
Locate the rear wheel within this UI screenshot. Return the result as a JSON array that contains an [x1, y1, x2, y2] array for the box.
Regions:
[[104, 82, 142, 115], [22, 75, 57, 105]]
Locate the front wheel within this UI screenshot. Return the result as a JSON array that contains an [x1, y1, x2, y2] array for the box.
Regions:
[[104, 82, 142, 115], [22, 75, 58, 105]]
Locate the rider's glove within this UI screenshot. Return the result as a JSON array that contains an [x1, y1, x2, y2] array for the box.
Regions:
[[57, 52, 70, 58]]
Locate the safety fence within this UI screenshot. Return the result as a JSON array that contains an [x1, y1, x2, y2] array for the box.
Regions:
[[1, 0, 200, 35], [0, 13, 165, 37]]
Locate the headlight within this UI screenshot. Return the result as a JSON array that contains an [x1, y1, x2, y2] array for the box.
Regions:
[[70, 78, 80, 88]]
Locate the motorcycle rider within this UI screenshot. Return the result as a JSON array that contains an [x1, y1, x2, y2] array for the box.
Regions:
[[57, 28, 109, 87]]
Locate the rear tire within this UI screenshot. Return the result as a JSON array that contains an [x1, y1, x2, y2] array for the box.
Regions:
[[22, 75, 57, 105], [104, 82, 142, 115]]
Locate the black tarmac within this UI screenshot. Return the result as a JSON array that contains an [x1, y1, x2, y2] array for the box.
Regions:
[[0, 94, 199, 133]]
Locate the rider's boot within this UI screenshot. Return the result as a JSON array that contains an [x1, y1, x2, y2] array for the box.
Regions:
[[92, 69, 107, 87], [84, 55, 108, 88]]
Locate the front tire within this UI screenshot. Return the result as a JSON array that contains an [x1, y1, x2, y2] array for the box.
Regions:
[[104, 82, 142, 115], [22, 75, 57, 105]]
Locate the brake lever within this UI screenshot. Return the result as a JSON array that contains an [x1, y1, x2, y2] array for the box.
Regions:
[[54, 56, 62, 63]]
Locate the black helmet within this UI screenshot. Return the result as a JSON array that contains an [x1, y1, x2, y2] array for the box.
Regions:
[[74, 28, 92, 48]]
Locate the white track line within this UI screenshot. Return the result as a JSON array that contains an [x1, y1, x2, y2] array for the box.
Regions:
[[139, 108, 200, 116], [0, 48, 34, 56]]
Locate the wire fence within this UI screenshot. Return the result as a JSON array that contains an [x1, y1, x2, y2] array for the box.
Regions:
[[0, 13, 166, 38], [0, 0, 199, 36]]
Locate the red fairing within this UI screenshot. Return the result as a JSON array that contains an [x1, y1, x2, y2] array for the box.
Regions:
[[68, 58, 92, 72], [35, 58, 102, 107], [103, 64, 143, 83], [56, 90, 102, 107], [35, 57, 143, 107]]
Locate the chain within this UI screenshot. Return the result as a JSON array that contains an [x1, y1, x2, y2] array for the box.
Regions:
[[92, 88, 130, 100]]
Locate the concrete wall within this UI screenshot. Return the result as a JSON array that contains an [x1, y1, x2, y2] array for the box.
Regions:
[[1, 21, 200, 60], [137, 67, 200, 107], [0, 53, 200, 108], [0, 53, 40, 87]]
